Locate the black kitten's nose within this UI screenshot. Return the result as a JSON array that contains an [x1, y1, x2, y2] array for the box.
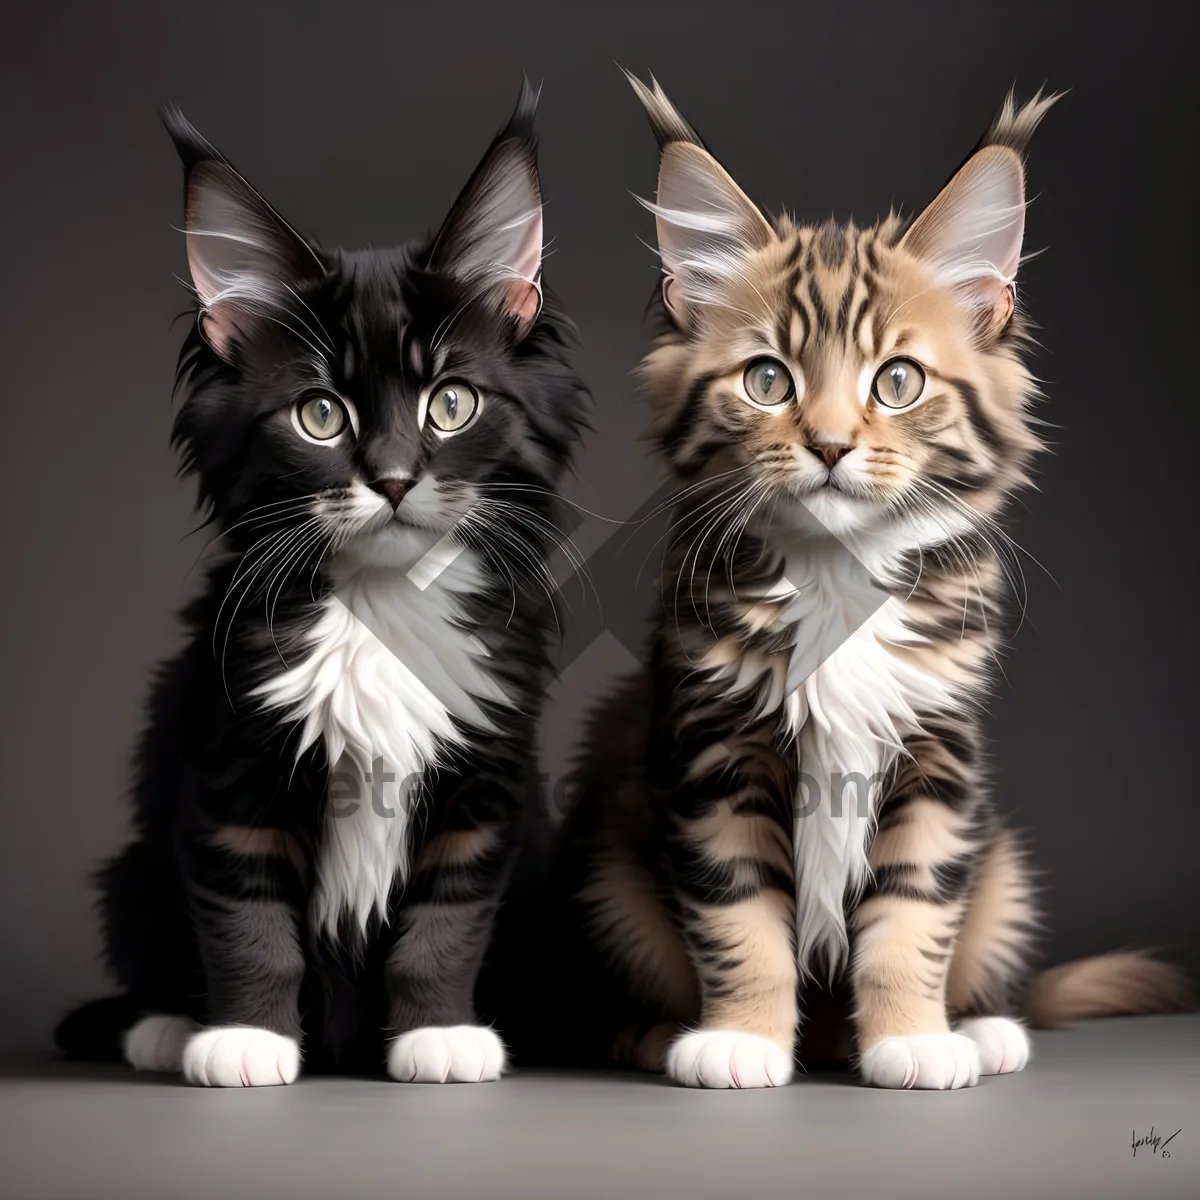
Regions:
[[809, 443, 852, 469], [371, 478, 411, 510]]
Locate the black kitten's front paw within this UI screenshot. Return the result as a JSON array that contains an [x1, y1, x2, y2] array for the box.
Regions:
[[386, 1025, 506, 1083], [182, 1027, 301, 1087]]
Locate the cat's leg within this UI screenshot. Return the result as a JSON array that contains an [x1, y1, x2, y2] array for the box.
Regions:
[[946, 827, 1038, 1075], [180, 825, 308, 1087], [659, 731, 798, 1089], [385, 823, 512, 1083], [665, 888, 797, 1089], [851, 731, 987, 1090]]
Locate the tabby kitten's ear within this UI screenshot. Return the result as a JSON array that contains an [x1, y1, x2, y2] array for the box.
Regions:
[[429, 78, 544, 337], [625, 72, 774, 328], [902, 89, 1061, 341], [162, 108, 325, 361]]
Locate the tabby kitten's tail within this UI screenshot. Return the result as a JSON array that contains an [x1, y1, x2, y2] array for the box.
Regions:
[[950, 828, 1193, 1029], [1021, 951, 1194, 1028]]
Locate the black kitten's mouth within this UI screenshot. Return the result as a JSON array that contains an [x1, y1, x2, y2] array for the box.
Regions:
[[374, 506, 448, 535]]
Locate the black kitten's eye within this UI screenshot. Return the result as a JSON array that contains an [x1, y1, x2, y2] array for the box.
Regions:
[[295, 393, 349, 441], [872, 358, 926, 409], [426, 381, 479, 433], [742, 357, 796, 408]]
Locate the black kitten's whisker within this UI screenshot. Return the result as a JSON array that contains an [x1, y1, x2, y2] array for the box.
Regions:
[[482, 482, 627, 526], [263, 523, 331, 660], [67, 88, 592, 1082], [212, 523, 300, 655], [470, 515, 565, 632], [220, 495, 326, 537], [474, 494, 599, 612], [218, 520, 322, 686]]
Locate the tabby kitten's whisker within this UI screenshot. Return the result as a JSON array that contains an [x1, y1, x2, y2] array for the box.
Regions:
[[549, 79, 1184, 1094]]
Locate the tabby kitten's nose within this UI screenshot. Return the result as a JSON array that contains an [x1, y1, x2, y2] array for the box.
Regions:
[[810, 443, 852, 468], [371, 479, 411, 510]]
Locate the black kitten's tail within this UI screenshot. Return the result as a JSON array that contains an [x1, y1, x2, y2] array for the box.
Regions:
[[54, 995, 138, 1062]]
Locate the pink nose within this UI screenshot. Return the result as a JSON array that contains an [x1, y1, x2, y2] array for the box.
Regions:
[[810, 443, 852, 468], [371, 479, 410, 509]]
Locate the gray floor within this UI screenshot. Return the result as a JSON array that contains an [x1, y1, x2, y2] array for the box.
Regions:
[[1, 1017, 1197, 1200]]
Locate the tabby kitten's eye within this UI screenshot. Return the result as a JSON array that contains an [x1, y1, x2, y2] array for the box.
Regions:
[[742, 357, 796, 409], [872, 358, 926, 409], [295, 393, 349, 441], [426, 381, 479, 433]]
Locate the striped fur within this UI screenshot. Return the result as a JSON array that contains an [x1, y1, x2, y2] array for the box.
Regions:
[[553, 79, 1191, 1089]]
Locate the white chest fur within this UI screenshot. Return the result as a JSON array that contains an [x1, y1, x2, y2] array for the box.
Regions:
[[769, 536, 958, 976], [254, 542, 500, 938]]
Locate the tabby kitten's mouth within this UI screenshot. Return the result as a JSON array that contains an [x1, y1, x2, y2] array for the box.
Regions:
[[790, 471, 864, 500], [814, 474, 847, 492]]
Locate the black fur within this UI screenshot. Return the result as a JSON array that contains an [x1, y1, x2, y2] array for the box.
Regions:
[[55, 81, 588, 1076]]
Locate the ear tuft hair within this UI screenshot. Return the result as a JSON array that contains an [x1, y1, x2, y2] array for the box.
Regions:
[[620, 68, 702, 150], [902, 88, 1060, 341], [160, 106, 224, 174], [625, 72, 773, 328], [980, 87, 1064, 159], [496, 72, 540, 154]]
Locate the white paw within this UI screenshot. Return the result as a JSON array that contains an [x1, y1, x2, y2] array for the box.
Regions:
[[182, 1027, 300, 1087], [386, 1026, 506, 1083], [957, 1017, 1031, 1075], [859, 1032, 980, 1090], [666, 1030, 794, 1089], [122, 1014, 199, 1072]]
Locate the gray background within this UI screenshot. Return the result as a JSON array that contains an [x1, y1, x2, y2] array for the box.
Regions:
[[1, 0, 1196, 1055]]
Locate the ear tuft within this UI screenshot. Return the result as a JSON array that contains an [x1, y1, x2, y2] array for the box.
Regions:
[[161, 106, 221, 172], [429, 77, 544, 336], [903, 90, 1059, 339], [982, 87, 1063, 159], [626, 73, 773, 327], [620, 68, 702, 150]]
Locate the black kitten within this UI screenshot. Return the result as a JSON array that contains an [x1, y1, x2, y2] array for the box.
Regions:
[[55, 81, 588, 1085]]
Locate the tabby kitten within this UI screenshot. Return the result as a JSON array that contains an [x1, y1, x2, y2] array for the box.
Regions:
[[55, 81, 588, 1086], [551, 78, 1189, 1089]]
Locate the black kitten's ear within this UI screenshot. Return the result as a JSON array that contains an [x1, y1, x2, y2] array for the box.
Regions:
[[162, 107, 324, 360], [902, 89, 1061, 340], [624, 71, 774, 329], [429, 78, 543, 335]]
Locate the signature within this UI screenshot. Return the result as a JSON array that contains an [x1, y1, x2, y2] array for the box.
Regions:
[[1132, 1127, 1181, 1159]]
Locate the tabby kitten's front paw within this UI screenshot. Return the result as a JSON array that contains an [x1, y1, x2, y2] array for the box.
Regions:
[[182, 1027, 301, 1087], [957, 1017, 1031, 1075], [666, 1030, 794, 1089], [859, 1032, 980, 1090], [386, 1025, 506, 1083]]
